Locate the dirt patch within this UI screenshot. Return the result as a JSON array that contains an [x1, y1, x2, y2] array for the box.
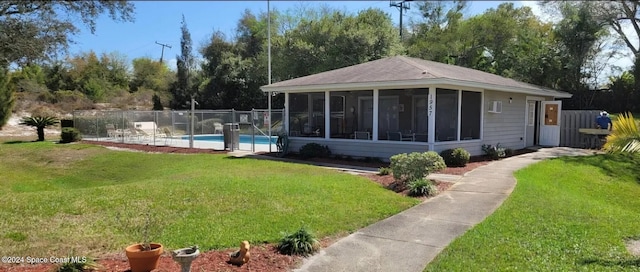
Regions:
[[626, 239, 640, 257]]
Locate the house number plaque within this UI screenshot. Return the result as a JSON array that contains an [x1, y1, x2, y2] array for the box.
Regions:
[[428, 94, 434, 116]]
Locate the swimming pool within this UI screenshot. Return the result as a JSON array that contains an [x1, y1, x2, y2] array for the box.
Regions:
[[181, 134, 277, 145]]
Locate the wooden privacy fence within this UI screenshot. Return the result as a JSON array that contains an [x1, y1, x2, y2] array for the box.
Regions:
[[560, 110, 601, 147]]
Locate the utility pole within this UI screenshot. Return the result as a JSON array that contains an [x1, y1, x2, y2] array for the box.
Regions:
[[390, 0, 411, 40], [155, 41, 172, 63]]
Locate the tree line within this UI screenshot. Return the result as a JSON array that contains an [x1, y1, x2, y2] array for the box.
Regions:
[[1, 1, 640, 129]]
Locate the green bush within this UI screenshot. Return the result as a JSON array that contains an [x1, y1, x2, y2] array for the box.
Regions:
[[505, 148, 514, 157], [299, 143, 331, 159], [407, 178, 438, 197], [390, 151, 446, 183], [378, 167, 391, 176], [277, 227, 320, 257], [60, 127, 82, 143], [482, 144, 506, 160], [440, 148, 471, 167]]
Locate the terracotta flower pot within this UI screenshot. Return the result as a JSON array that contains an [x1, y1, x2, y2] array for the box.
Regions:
[[125, 243, 163, 272]]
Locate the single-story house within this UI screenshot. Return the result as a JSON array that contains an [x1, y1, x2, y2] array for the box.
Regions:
[[260, 56, 572, 159]]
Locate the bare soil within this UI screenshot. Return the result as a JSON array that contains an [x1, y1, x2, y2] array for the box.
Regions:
[[0, 141, 530, 272]]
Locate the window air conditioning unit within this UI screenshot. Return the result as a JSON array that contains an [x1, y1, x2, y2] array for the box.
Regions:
[[488, 101, 502, 113]]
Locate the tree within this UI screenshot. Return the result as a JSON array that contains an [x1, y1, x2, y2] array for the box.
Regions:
[[170, 15, 196, 109], [0, 67, 14, 129], [0, 1, 135, 66], [273, 7, 402, 80], [152, 94, 163, 110], [406, 1, 468, 63], [19, 116, 59, 141], [129, 57, 173, 93], [551, 2, 609, 108], [604, 112, 640, 153], [543, 1, 640, 106]]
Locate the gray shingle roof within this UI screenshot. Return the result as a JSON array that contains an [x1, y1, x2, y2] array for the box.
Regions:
[[262, 56, 571, 98]]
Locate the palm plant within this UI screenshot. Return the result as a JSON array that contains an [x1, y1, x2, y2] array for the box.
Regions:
[[20, 116, 59, 141], [604, 112, 640, 153]]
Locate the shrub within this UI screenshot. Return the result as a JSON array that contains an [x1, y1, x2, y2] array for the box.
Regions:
[[378, 167, 391, 176], [407, 178, 438, 197], [60, 127, 82, 143], [277, 227, 320, 256], [299, 143, 331, 159], [482, 144, 506, 160], [390, 151, 446, 183], [440, 148, 471, 167], [505, 148, 514, 157]]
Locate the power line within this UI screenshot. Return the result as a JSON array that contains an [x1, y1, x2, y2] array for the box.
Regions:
[[155, 41, 172, 63], [389, 0, 412, 40]]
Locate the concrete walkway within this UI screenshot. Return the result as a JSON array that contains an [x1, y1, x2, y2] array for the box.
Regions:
[[294, 147, 595, 272]]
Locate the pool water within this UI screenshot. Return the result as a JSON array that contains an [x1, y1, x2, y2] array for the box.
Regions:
[[181, 135, 277, 145]]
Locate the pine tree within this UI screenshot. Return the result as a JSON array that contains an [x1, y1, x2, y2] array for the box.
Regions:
[[170, 14, 195, 109]]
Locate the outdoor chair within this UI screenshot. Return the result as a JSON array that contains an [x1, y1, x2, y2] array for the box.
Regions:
[[401, 130, 415, 141], [162, 127, 174, 145], [214, 122, 223, 134], [387, 131, 402, 141], [354, 131, 370, 140], [106, 124, 118, 138]]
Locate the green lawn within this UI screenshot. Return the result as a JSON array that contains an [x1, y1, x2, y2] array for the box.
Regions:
[[0, 141, 417, 257], [426, 152, 640, 271]]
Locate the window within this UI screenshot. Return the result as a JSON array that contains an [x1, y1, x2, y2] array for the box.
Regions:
[[435, 89, 459, 142], [288, 93, 325, 137], [460, 91, 481, 140], [528, 101, 535, 126]]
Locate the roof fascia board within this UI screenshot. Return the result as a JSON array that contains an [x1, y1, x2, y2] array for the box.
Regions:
[[261, 78, 572, 98]]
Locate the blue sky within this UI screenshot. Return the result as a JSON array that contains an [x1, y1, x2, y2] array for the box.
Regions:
[[70, 1, 517, 65], [68, 0, 633, 78]]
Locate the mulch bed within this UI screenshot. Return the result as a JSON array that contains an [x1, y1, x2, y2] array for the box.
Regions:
[[2, 142, 533, 272], [80, 141, 228, 154]]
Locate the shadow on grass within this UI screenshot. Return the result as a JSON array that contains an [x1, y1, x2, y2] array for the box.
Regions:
[[579, 258, 640, 267], [557, 153, 640, 184], [2, 140, 30, 144]]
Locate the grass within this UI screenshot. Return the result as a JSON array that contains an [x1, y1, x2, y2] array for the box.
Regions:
[[0, 140, 417, 257], [425, 152, 640, 271]]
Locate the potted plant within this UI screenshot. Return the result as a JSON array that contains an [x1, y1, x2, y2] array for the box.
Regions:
[[118, 211, 163, 272]]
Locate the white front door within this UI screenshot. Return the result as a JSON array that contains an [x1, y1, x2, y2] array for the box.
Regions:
[[539, 100, 562, 146]]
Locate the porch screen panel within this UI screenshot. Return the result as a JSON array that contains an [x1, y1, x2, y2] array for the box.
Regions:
[[330, 92, 348, 139], [460, 91, 481, 140], [435, 88, 459, 142], [376, 88, 428, 141], [329, 90, 373, 139], [288, 93, 325, 137]]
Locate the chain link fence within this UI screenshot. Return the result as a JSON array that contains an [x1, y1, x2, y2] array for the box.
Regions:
[[73, 109, 284, 152]]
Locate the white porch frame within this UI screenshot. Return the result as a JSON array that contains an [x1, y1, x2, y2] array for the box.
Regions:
[[283, 86, 486, 150], [524, 95, 545, 149]]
